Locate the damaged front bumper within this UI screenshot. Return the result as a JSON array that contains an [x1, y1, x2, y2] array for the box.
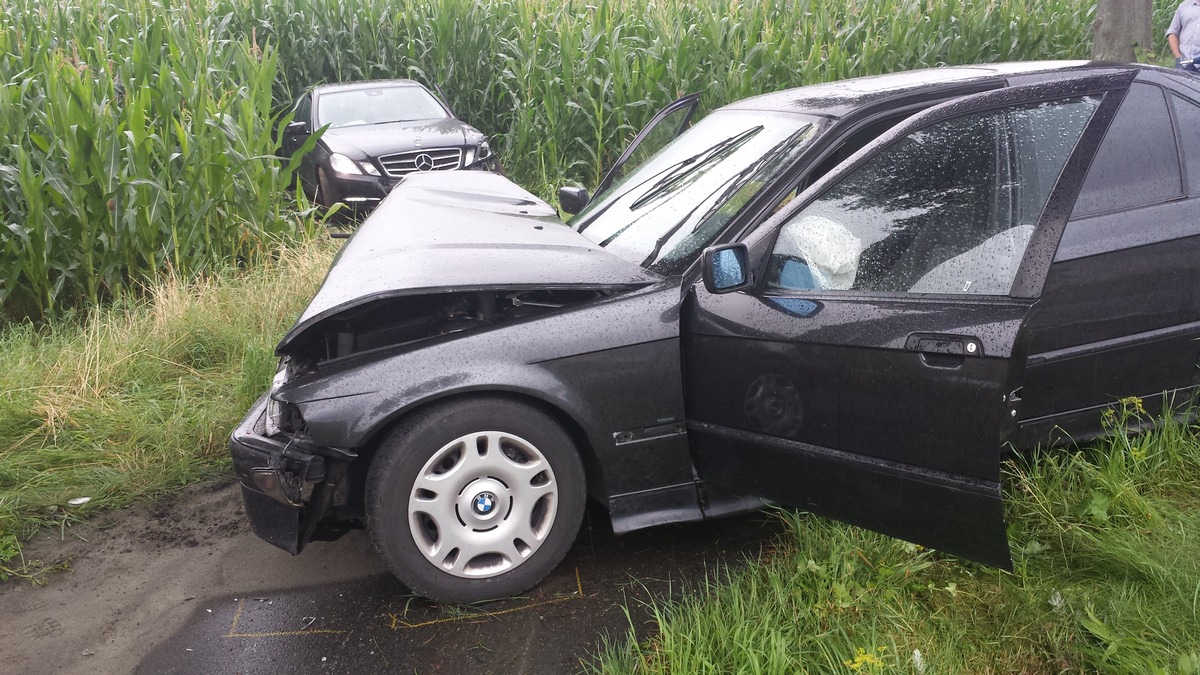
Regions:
[[229, 394, 355, 554]]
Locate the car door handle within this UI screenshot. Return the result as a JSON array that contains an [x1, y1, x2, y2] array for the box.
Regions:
[[904, 333, 981, 368]]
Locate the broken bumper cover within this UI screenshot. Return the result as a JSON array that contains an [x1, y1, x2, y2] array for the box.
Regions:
[[229, 394, 343, 555]]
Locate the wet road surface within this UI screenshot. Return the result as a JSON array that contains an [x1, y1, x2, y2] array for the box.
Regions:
[[133, 503, 781, 674]]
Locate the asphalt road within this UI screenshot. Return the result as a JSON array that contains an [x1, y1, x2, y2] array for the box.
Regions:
[[0, 480, 780, 674]]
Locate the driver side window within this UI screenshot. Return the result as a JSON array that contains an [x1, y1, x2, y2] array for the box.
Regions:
[[294, 93, 312, 127], [767, 96, 1098, 295]]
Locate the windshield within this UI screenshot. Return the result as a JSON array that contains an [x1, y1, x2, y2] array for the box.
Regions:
[[574, 109, 825, 275], [317, 86, 449, 129]]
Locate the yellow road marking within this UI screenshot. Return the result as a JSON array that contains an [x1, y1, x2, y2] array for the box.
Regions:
[[225, 597, 346, 638], [388, 566, 587, 630], [224, 565, 586, 636]]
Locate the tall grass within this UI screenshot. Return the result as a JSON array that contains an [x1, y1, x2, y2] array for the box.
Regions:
[[225, 0, 1126, 189], [0, 0, 312, 319], [0, 237, 336, 571], [2, 0, 1182, 319]]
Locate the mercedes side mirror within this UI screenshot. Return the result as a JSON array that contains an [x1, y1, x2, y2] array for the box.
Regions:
[[702, 243, 752, 294]]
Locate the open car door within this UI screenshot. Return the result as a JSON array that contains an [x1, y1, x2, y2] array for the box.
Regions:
[[592, 93, 701, 199], [683, 72, 1132, 569], [560, 92, 701, 214]]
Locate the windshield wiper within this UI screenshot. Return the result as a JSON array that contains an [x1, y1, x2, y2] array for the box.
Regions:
[[638, 126, 815, 269], [638, 173, 745, 268], [628, 126, 763, 211]]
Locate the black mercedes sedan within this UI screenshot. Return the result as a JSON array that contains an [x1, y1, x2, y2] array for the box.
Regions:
[[233, 61, 1200, 603], [281, 79, 500, 211]]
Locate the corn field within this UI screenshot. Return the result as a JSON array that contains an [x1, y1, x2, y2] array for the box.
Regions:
[[0, 0, 1182, 319]]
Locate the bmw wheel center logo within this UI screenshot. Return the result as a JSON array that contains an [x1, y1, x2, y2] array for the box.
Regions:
[[473, 491, 497, 516]]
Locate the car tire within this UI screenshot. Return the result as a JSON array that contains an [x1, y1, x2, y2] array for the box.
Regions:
[[366, 397, 586, 603]]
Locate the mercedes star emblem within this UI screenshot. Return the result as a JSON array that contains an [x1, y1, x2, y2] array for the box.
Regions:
[[414, 153, 435, 171]]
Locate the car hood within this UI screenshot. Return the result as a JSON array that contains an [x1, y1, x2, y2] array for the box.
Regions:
[[278, 172, 662, 352], [322, 118, 474, 157]]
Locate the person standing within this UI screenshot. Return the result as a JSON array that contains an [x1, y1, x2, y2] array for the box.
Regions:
[[1167, 0, 1200, 71]]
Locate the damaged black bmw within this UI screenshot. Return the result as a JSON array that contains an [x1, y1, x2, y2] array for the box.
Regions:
[[231, 61, 1200, 603]]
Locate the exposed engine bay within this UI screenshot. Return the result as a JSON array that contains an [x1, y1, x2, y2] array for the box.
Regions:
[[284, 287, 622, 370]]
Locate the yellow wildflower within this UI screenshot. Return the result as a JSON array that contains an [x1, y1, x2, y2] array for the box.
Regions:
[[844, 647, 887, 672]]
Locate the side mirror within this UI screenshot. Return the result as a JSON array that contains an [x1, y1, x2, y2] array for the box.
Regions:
[[558, 186, 590, 215], [702, 243, 752, 294], [285, 120, 309, 135]]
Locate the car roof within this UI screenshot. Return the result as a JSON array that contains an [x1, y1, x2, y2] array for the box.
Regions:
[[313, 79, 427, 95], [721, 61, 1140, 118]]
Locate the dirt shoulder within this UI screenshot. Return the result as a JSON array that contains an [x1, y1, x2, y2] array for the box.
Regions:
[[0, 479, 385, 674]]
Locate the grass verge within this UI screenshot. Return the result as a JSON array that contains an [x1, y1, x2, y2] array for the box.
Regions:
[[0, 237, 337, 575], [589, 404, 1200, 674]]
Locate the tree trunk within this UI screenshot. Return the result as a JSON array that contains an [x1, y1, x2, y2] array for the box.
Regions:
[[1093, 0, 1153, 62]]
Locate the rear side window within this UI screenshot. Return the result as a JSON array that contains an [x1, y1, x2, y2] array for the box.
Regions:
[[766, 96, 1098, 296], [1171, 94, 1200, 195], [1072, 83, 1182, 217]]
